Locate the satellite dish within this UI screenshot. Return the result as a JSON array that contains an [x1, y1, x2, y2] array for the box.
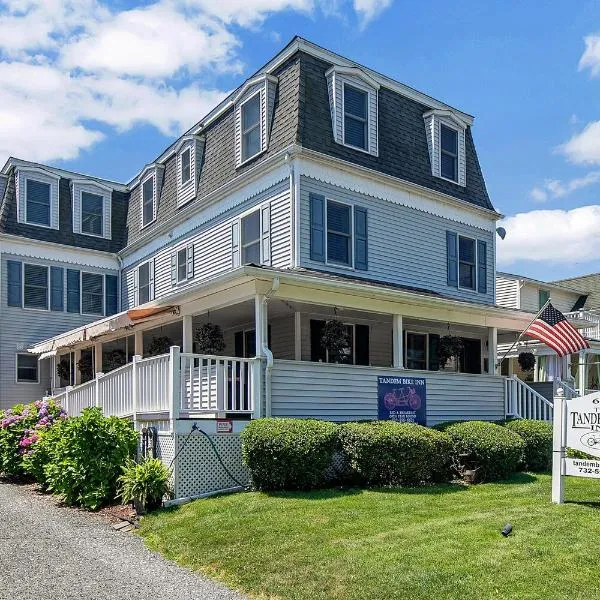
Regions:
[[496, 227, 507, 240]]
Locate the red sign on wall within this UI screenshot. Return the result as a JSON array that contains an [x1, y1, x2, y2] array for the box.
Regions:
[[216, 419, 233, 434]]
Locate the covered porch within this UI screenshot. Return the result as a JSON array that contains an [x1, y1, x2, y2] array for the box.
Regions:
[[29, 266, 538, 428]]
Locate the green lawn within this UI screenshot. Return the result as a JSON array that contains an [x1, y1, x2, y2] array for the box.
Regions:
[[139, 474, 600, 600]]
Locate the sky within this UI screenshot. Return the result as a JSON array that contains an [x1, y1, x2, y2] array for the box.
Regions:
[[1, 0, 600, 282]]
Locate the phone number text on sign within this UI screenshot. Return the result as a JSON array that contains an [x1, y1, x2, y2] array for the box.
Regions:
[[564, 458, 600, 479]]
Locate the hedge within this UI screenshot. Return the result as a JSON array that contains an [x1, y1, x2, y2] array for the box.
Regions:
[[503, 419, 553, 472], [444, 421, 525, 482], [241, 418, 339, 490], [338, 421, 453, 486]]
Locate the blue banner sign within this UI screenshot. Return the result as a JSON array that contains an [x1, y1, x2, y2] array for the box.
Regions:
[[377, 376, 427, 425]]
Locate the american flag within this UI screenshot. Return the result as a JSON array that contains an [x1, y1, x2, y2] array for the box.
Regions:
[[524, 302, 590, 357]]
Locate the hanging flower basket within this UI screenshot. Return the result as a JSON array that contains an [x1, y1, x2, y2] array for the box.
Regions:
[[439, 335, 464, 368], [194, 323, 226, 355], [77, 353, 94, 383], [56, 358, 71, 382], [321, 319, 350, 363], [147, 336, 173, 357], [518, 351, 536, 373], [103, 349, 126, 372]]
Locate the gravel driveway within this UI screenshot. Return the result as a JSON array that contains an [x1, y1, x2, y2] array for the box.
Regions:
[[0, 482, 245, 600]]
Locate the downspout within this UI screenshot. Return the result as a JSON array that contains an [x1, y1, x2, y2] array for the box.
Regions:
[[262, 276, 280, 417]]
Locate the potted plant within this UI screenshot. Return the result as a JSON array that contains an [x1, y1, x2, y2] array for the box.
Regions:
[[194, 323, 226, 354], [103, 349, 126, 373], [321, 319, 351, 363], [77, 352, 94, 383], [518, 351, 536, 373], [439, 335, 464, 369], [147, 336, 173, 357]]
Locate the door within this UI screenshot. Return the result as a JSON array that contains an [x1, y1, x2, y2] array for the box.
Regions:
[[461, 338, 482, 374]]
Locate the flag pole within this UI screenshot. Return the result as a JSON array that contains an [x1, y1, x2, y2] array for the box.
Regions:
[[495, 298, 551, 369]]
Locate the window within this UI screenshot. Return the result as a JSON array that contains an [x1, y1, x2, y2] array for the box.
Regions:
[[67, 269, 80, 313], [177, 248, 187, 282], [81, 272, 103, 315], [81, 191, 103, 236], [309, 320, 370, 365], [142, 176, 154, 227], [16, 353, 38, 383], [440, 124, 458, 182], [105, 275, 118, 316], [138, 262, 150, 304], [241, 93, 261, 162], [24, 264, 48, 310], [539, 289, 550, 310], [181, 148, 191, 184], [7, 260, 22, 307], [327, 200, 352, 266], [458, 236, 476, 290], [406, 332, 427, 370], [26, 179, 51, 226], [344, 84, 368, 150], [50, 267, 64, 312], [241, 210, 261, 264]]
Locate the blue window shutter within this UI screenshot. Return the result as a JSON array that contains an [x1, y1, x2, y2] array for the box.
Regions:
[[7, 260, 22, 307], [477, 240, 487, 294], [67, 269, 80, 313], [105, 274, 118, 316], [309, 193, 325, 262], [354, 207, 368, 270], [50, 267, 64, 311], [446, 231, 458, 287]]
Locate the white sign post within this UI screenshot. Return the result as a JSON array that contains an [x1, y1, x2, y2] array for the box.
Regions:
[[552, 388, 600, 504]]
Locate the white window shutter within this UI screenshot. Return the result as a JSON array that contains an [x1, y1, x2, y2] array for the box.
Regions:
[[232, 221, 240, 268], [149, 259, 155, 300], [261, 204, 271, 266], [170, 253, 177, 287], [133, 267, 139, 307], [73, 187, 81, 234], [187, 244, 194, 279], [104, 194, 112, 240]]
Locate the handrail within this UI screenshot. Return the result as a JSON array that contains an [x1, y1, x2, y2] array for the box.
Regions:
[[505, 375, 553, 421]]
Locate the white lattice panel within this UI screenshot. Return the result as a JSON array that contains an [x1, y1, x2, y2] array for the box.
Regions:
[[156, 433, 175, 466], [175, 433, 249, 498]]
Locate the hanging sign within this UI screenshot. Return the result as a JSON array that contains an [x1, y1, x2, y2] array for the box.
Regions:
[[377, 376, 427, 425]]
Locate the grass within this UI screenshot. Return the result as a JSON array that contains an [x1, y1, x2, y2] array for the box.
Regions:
[[139, 474, 600, 600]]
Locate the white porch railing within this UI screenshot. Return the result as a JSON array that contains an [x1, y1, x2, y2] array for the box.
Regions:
[[504, 375, 553, 421], [51, 347, 260, 423], [565, 309, 600, 340]]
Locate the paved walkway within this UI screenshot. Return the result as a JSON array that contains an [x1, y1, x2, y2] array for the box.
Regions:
[[0, 482, 245, 600]]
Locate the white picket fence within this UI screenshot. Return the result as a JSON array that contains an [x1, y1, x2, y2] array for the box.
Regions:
[[504, 375, 554, 421], [52, 347, 260, 422]]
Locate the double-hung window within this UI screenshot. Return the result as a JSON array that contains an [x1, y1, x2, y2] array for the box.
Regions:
[[181, 148, 191, 185], [177, 248, 188, 282], [440, 124, 458, 182], [327, 200, 352, 266], [26, 179, 51, 226], [81, 191, 104, 236], [16, 353, 38, 383], [142, 176, 154, 227], [539, 289, 550, 310], [458, 236, 476, 290], [138, 262, 151, 304], [81, 272, 103, 315], [24, 264, 48, 310], [241, 93, 261, 163], [343, 84, 368, 150], [241, 210, 261, 264]]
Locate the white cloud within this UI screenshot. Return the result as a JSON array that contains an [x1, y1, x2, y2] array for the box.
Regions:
[[579, 34, 600, 77], [353, 0, 392, 25], [497, 205, 600, 266], [559, 121, 600, 165], [529, 171, 600, 202]]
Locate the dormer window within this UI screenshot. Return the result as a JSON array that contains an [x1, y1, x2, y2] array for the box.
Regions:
[[326, 65, 379, 157], [81, 192, 103, 236], [181, 148, 191, 185], [71, 179, 112, 239], [343, 84, 368, 150], [424, 110, 467, 186], [142, 175, 154, 227], [175, 135, 203, 207], [233, 74, 278, 168], [16, 168, 59, 229]]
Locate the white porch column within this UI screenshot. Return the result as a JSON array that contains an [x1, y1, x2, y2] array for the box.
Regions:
[[134, 330, 144, 357], [254, 294, 267, 357], [392, 314, 404, 368], [578, 351, 587, 394], [182, 315, 193, 353], [74, 349, 82, 385], [294, 312, 302, 361], [487, 327, 498, 375], [94, 342, 103, 376]]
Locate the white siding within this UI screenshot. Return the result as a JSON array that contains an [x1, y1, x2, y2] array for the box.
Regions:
[[270, 361, 505, 424], [495, 276, 520, 309], [520, 282, 579, 314]]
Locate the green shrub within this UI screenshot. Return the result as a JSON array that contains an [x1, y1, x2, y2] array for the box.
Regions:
[[445, 421, 525, 482], [241, 418, 339, 490], [118, 458, 172, 511], [338, 421, 453, 486], [503, 419, 553, 472], [0, 399, 65, 477], [431, 420, 465, 432], [40, 407, 138, 509]]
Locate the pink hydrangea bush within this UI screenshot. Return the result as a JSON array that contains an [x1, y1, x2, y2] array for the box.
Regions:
[[0, 399, 66, 477]]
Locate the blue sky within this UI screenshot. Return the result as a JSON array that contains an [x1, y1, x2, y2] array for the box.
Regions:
[[1, 0, 600, 281]]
